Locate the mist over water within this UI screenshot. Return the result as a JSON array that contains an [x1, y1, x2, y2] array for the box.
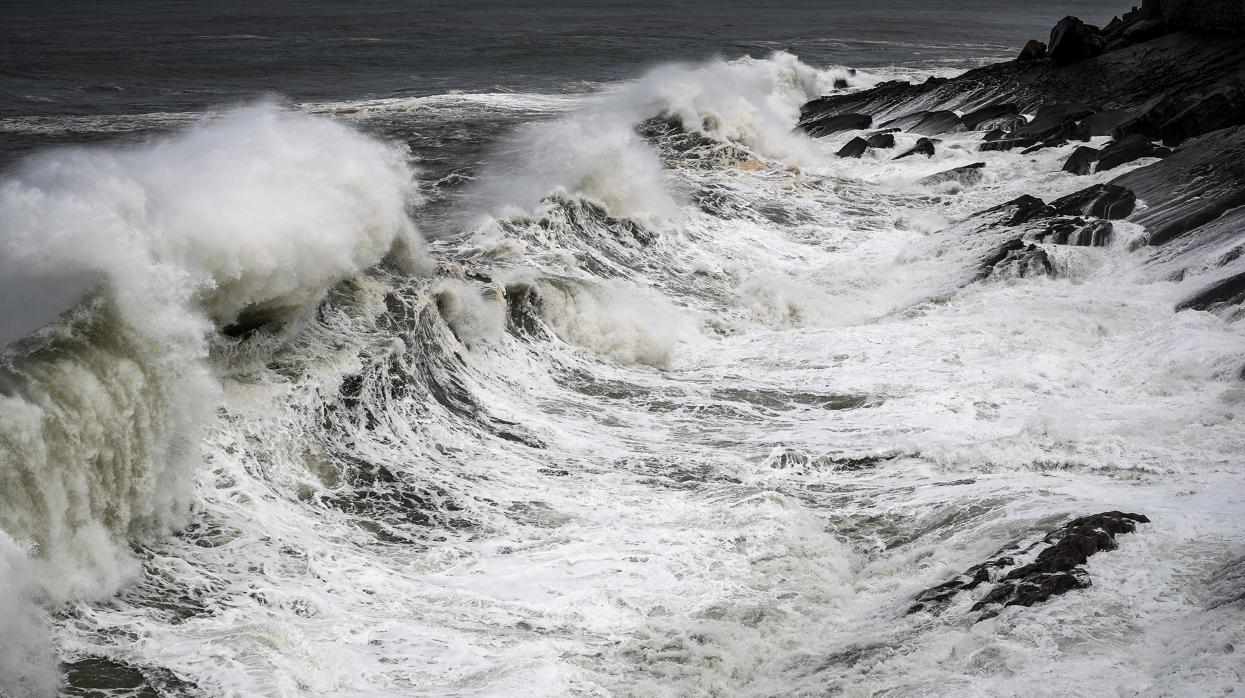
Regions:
[[2, 2, 1244, 696]]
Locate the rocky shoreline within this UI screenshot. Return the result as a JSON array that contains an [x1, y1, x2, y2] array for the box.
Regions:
[[798, 0, 1245, 338], [794, 0, 1245, 616]]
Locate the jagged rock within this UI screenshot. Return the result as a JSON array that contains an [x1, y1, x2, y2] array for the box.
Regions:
[[1013, 103, 1096, 141], [1022, 137, 1069, 154], [1063, 145, 1101, 175], [978, 114, 1029, 132], [978, 239, 1054, 279], [993, 194, 1057, 225], [909, 110, 966, 136], [795, 31, 1245, 146], [1123, 17, 1168, 42], [1113, 125, 1245, 246], [918, 162, 986, 187], [894, 137, 936, 159], [1082, 108, 1135, 136], [979, 136, 1039, 152], [960, 103, 1019, 130], [836, 136, 871, 158], [881, 109, 964, 135], [833, 78, 850, 89], [801, 112, 872, 138], [1051, 183, 1137, 219], [1030, 216, 1115, 246], [909, 511, 1149, 619], [1018, 39, 1048, 61], [1114, 93, 1193, 140], [1048, 17, 1105, 65], [1096, 134, 1172, 171], [1175, 270, 1245, 311], [1159, 0, 1245, 31], [866, 131, 896, 148], [973, 512, 1149, 617], [1158, 82, 1245, 146]]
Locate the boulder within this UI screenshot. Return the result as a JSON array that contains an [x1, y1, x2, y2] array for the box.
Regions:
[[1096, 134, 1172, 171], [1048, 17, 1105, 65], [866, 132, 896, 148], [894, 137, 936, 159], [1018, 39, 1048, 61], [833, 78, 850, 89], [1051, 183, 1137, 219], [960, 103, 1019, 130], [836, 136, 871, 158], [1062, 146, 1101, 175], [801, 112, 872, 138], [918, 162, 986, 187]]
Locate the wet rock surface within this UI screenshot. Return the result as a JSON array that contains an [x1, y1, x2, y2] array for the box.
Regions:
[[909, 511, 1150, 619], [917, 162, 985, 187], [894, 137, 936, 159], [1050, 183, 1137, 219]]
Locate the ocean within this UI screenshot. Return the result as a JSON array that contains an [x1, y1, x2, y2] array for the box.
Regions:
[[1, 1, 1242, 696]]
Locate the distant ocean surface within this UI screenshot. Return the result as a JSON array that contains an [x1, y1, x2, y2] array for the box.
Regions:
[[3, 1, 1241, 697]]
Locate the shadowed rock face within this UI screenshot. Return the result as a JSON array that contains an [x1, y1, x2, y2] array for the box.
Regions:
[[909, 511, 1150, 620], [1113, 125, 1245, 246], [1161, 0, 1245, 32]]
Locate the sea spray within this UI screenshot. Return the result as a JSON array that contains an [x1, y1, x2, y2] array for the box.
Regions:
[[0, 104, 424, 693]]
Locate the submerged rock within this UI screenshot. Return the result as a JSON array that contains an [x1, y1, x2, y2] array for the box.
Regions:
[[918, 162, 986, 187], [894, 137, 936, 159], [909, 511, 1149, 619]]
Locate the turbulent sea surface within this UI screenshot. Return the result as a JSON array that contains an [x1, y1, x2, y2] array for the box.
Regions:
[[1, 1, 1243, 696]]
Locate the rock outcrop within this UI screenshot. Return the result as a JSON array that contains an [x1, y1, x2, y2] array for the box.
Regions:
[[909, 511, 1150, 619]]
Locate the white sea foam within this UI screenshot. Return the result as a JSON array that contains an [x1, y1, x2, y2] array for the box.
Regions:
[[5, 54, 1245, 698], [0, 104, 423, 693]]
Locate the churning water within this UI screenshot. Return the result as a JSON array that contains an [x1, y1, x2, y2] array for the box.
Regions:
[[0, 2, 1242, 696]]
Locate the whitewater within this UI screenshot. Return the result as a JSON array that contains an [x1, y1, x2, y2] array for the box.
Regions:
[[0, 51, 1242, 697]]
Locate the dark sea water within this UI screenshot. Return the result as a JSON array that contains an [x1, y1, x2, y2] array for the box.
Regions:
[[4, 2, 1243, 697], [3, 1, 1116, 153]]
